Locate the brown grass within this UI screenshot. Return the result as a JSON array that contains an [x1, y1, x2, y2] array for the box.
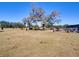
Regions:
[[0, 28, 79, 57]]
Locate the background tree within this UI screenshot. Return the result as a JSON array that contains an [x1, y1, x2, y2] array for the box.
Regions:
[[22, 17, 27, 28], [0, 21, 25, 29]]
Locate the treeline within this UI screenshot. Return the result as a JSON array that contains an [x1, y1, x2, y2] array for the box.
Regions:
[[0, 21, 63, 29], [0, 21, 25, 28]]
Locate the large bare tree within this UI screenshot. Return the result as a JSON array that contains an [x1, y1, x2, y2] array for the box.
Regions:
[[22, 5, 61, 30]]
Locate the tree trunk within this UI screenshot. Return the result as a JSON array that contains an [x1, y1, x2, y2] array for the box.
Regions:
[[28, 23, 32, 30], [42, 24, 45, 30], [52, 28, 54, 32], [52, 24, 54, 32]]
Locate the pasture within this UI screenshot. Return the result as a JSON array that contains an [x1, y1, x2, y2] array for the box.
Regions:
[[0, 28, 79, 57]]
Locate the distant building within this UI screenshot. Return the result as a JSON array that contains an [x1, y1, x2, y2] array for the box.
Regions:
[[66, 24, 79, 33]]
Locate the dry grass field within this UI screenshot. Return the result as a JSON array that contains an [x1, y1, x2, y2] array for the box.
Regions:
[[0, 28, 79, 57]]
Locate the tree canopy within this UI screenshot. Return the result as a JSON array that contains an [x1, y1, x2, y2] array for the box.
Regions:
[[22, 5, 61, 30]]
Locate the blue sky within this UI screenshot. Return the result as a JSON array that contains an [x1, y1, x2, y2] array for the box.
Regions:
[[0, 2, 79, 25]]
